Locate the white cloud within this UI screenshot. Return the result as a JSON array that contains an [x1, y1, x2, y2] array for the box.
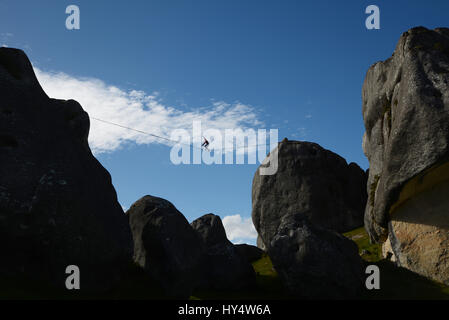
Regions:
[[34, 67, 263, 155], [0, 32, 13, 39], [0, 32, 13, 47], [291, 127, 307, 139], [222, 214, 257, 244]]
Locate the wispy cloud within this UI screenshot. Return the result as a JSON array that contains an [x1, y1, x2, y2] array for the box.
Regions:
[[222, 214, 257, 244], [291, 127, 307, 139], [34, 68, 263, 155], [1, 32, 13, 39], [1, 32, 13, 47]]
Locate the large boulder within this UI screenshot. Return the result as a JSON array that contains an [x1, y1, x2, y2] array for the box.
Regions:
[[191, 214, 256, 290], [128, 195, 204, 298], [252, 139, 367, 247], [0, 48, 132, 293], [362, 27, 449, 284], [268, 214, 363, 299], [251, 139, 366, 298]]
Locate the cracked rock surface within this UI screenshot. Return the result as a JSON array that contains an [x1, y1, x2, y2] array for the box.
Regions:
[[362, 27, 449, 284]]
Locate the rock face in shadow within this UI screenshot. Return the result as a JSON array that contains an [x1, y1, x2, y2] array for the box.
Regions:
[[0, 48, 132, 292], [268, 214, 363, 299], [362, 27, 449, 284], [128, 195, 204, 298], [252, 139, 366, 298], [252, 139, 367, 245], [191, 214, 256, 291], [235, 244, 264, 263]]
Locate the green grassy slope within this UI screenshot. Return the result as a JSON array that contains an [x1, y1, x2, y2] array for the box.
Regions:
[[191, 254, 289, 300]]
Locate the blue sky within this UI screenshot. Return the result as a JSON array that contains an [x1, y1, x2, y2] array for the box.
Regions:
[[1, 0, 449, 244]]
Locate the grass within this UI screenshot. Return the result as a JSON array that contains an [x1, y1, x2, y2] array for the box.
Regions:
[[343, 227, 382, 262], [251, 254, 289, 299], [191, 254, 289, 300]]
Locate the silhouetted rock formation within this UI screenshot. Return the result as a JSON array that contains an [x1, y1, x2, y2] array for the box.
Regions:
[[269, 214, 363, 299], [362, 27, 449, 284], [129, 198, 257, 296], [235, 244, 264, 263], [252, 139, 365, 298], [0, 48, 132, 292], [252, 139, 367, 244], [191, 214, 256, 290], [128, 195, 204, 298]]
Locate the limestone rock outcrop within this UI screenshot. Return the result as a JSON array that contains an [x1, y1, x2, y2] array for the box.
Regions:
[[268, 214, 363, 299], [252, 139, 367, 245], [128, 195, 205, 298], [362, 27, 449, 284], [235, 244, 264, 263], [252, 139, 366, 298], [0, 48, 132, 293], [191, 214, 256, 290]]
